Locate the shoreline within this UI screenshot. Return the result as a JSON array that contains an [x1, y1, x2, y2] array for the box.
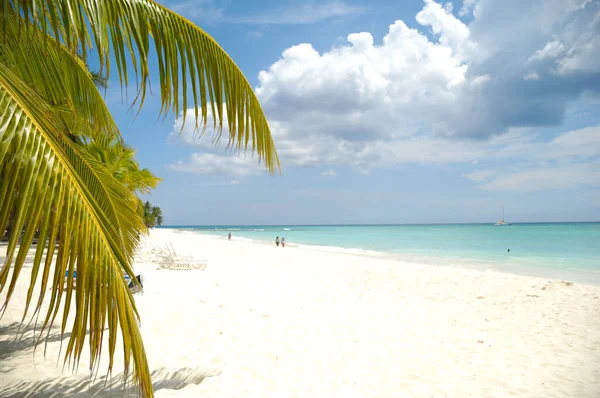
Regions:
[[170, 229, 600, 286]]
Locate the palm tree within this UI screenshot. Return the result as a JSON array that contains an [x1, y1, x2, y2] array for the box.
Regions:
[[85, 139, 161, 195], [151, 206, 163, 228], [142, 202, 163, 229], [0, 2, 279, 396]]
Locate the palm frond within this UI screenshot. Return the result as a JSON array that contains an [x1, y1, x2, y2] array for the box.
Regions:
[[6, 0, 280, 173], [0, 14, 121, 145], [0, 64, 152, 396], [85, 139, 161, 195]]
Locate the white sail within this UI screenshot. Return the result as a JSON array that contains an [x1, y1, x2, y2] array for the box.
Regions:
[[495, 206, 509, 225]]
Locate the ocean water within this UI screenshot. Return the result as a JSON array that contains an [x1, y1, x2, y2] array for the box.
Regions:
[[161, 223, 600, 284]]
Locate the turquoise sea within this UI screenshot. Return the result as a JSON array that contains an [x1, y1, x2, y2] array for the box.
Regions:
[[161, 223, 600, 284]]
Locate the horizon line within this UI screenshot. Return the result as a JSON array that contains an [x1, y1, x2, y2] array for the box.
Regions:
[[159, 221, 599, 227]]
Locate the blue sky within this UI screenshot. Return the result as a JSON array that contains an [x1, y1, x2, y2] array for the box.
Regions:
[[105, 0, 600, 225]]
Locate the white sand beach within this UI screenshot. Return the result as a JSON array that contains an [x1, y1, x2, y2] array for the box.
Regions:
[[1, 228, 600, 397]]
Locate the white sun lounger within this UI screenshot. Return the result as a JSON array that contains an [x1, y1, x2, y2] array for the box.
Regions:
[[154, 243, 207, 270], [124, 273, 144, 294]]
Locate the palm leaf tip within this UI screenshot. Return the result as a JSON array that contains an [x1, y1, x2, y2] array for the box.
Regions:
[[178, 103, 280, 174]]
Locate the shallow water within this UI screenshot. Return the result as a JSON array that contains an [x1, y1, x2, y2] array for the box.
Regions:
[[160, 223, 600, 284]]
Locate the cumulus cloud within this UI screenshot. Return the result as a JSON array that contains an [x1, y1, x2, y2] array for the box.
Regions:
[[256, 4, 479, 145], [253, 0, 600, 173], [168, 0, 600, 190], [416, 0, 475, 58], [459, 0, 479, 16], [527, 41, 566, 64]]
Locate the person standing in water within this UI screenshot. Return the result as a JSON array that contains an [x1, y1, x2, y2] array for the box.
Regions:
[[228, 232, 231, 240], [281, 237, 286, 248], [275, 236, 280, 247]]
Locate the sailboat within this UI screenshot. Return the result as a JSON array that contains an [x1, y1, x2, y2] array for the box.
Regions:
[[495, 206, 509, 226]]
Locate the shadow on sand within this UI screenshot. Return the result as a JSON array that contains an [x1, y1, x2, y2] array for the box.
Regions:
[[0, 321, 216, 396], [0, 366, 214, 397], [0, 322, 71, 364]]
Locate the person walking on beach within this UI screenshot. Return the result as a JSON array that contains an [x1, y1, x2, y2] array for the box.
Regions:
[[281, 237, 286, 248], [275, 236, 280, 247], [228, 232, 231, 240]]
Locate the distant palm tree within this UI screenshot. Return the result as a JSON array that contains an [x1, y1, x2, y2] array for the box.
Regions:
[[141, 201, 162, 228], [142, 202, 163, 228], [151, 207, 163, 227], [86, 140, 161, 195], [0, 1, 279, 396]]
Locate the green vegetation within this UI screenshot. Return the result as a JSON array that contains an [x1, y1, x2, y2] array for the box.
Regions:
[[143, 202, 164, 229], [0, 1, 279, 396]]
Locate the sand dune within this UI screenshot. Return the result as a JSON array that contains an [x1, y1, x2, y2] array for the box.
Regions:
[[1, 228, 599, 397]]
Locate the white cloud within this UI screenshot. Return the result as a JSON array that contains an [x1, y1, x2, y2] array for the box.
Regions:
[[255, 4, 478, 166], [230, 1, 363, 24], [470, 74, 491, 87], [491, 125, 600, 162], [527, 41, 566, 64], [542, 125, 600, 159], [416, 0, 475, 58], [524, 72, 539, 80], [230, 179, 241, 185], [459, 0, 479, 16], [471, 0, 600, 76], [167, 0, 600, 189], [168, 153, 264, 177], [169, 107, 231, 150], [462, 126, 600, 191], [321, 169, 337, 176], [251, 0, 599, 175], [480, 161, 600, 191]]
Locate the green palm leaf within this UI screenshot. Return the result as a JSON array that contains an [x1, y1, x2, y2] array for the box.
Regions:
[[0, 63, 152, 395], [85, 140, 161, 195], [6, 0, 280, 172], [0, 14, 120, 145], [1, 2, 281, 397]]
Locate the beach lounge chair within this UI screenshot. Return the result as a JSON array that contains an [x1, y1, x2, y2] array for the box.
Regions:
[[134, 251, 154, 263], [64, 270, 76, 288], [155, 243, 207, 270], [134, 244, 168, 263], [124, 273, 143, 294], [62, 270, 143, 294]]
